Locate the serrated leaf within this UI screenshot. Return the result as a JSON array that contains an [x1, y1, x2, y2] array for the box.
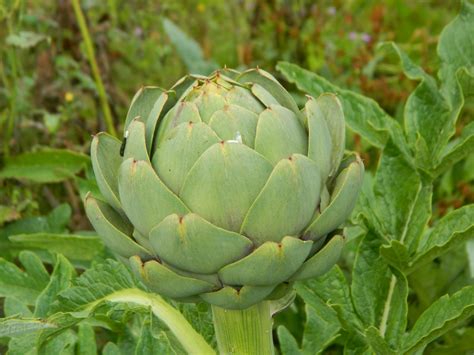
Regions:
[[405, 78, 458, 167], [409, 245, 469, 318], [18, 251, 50, 290], [277, 298, 340, 355], [0, 256, 47, 305], [57, 260, 137, 311], [54, 260, 214, 354], [351, 232, 408, 348], [35, 255, 76, 318], [296, 266, 361, 332], [351, 232, 392, 327], [35, 312, 86, 351], [434, 121, 474, 177], [374, 141, 432, 251], [410, 205, 474, 273], [301, 301, 341, 353], [403, 286, 474, 354], [380, 41, 467, 172], [438, 0, 474, 97], [378, 42, 444, 161], [0, 149, 90, 183]]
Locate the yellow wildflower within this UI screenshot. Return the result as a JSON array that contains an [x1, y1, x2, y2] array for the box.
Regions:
[[65, 92, 74, 102]]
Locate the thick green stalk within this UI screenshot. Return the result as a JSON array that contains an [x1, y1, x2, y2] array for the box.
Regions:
[[212, 302, 274, 355], [71, 0, 117, 137]]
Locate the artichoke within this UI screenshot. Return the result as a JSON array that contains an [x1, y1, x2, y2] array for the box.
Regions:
[[85, 68, 363, 310]]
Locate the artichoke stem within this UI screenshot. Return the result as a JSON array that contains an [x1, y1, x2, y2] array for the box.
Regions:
[[212, 301, 274, 355]]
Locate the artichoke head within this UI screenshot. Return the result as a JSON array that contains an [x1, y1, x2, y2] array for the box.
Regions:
[[85, 68, 364, 310]]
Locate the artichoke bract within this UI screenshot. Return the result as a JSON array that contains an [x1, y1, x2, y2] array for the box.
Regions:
[[85, 68, 364, 310]]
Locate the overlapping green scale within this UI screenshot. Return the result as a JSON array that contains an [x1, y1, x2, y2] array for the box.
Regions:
[[208, 104, 258, 146], [152, 121, 220, 194], [218, 236, 312, 286], [194, 90, 226, 123], [237, 68, 301, 122], [155, 101, 202, 144], [124, 86, 164, 129], [225, 85, 264, 114], [84, 193, 151, 259], [200, 285, 276, 310], [254, 105, 307, 165], [290, 234, 345, 281], [149, 213, 252, 274], [179, 142, 273, 232], [118, 159, 189, 237], [305, 157, 364, 240], [123, 119, 149, 162], [86, 68, 364, 310], [90, 133, 123, 212], [129, 256, 217, 298], [241, 154, 321, 244]]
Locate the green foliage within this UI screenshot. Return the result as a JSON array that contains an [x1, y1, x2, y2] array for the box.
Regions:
[[275, 3, 474, 353], [0, 149, 90, 183], [277, 61, 397, 149], [162, 18, 218, 75], [0, 0, 472, 353]]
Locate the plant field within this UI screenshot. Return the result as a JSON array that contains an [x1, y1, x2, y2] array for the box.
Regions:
[[0, 1, 473, 354]]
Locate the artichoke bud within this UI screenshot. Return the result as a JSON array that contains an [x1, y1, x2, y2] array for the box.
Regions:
[[87, 68, 364, 310]]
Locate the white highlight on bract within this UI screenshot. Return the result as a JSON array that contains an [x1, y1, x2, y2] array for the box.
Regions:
[[226, 131, 242, 144]]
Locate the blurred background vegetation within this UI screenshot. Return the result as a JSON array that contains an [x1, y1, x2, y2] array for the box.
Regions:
[[1, 0, 469, 231]]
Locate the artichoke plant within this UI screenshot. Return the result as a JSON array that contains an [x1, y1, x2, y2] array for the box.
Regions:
[[85, 68, 363, 312]]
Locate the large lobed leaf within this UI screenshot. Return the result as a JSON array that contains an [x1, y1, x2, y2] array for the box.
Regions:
[[0, 251, 50, 305], [438, 0, 474, 98], [351, 232, 408, 350], [379, 41, 467, 173]]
